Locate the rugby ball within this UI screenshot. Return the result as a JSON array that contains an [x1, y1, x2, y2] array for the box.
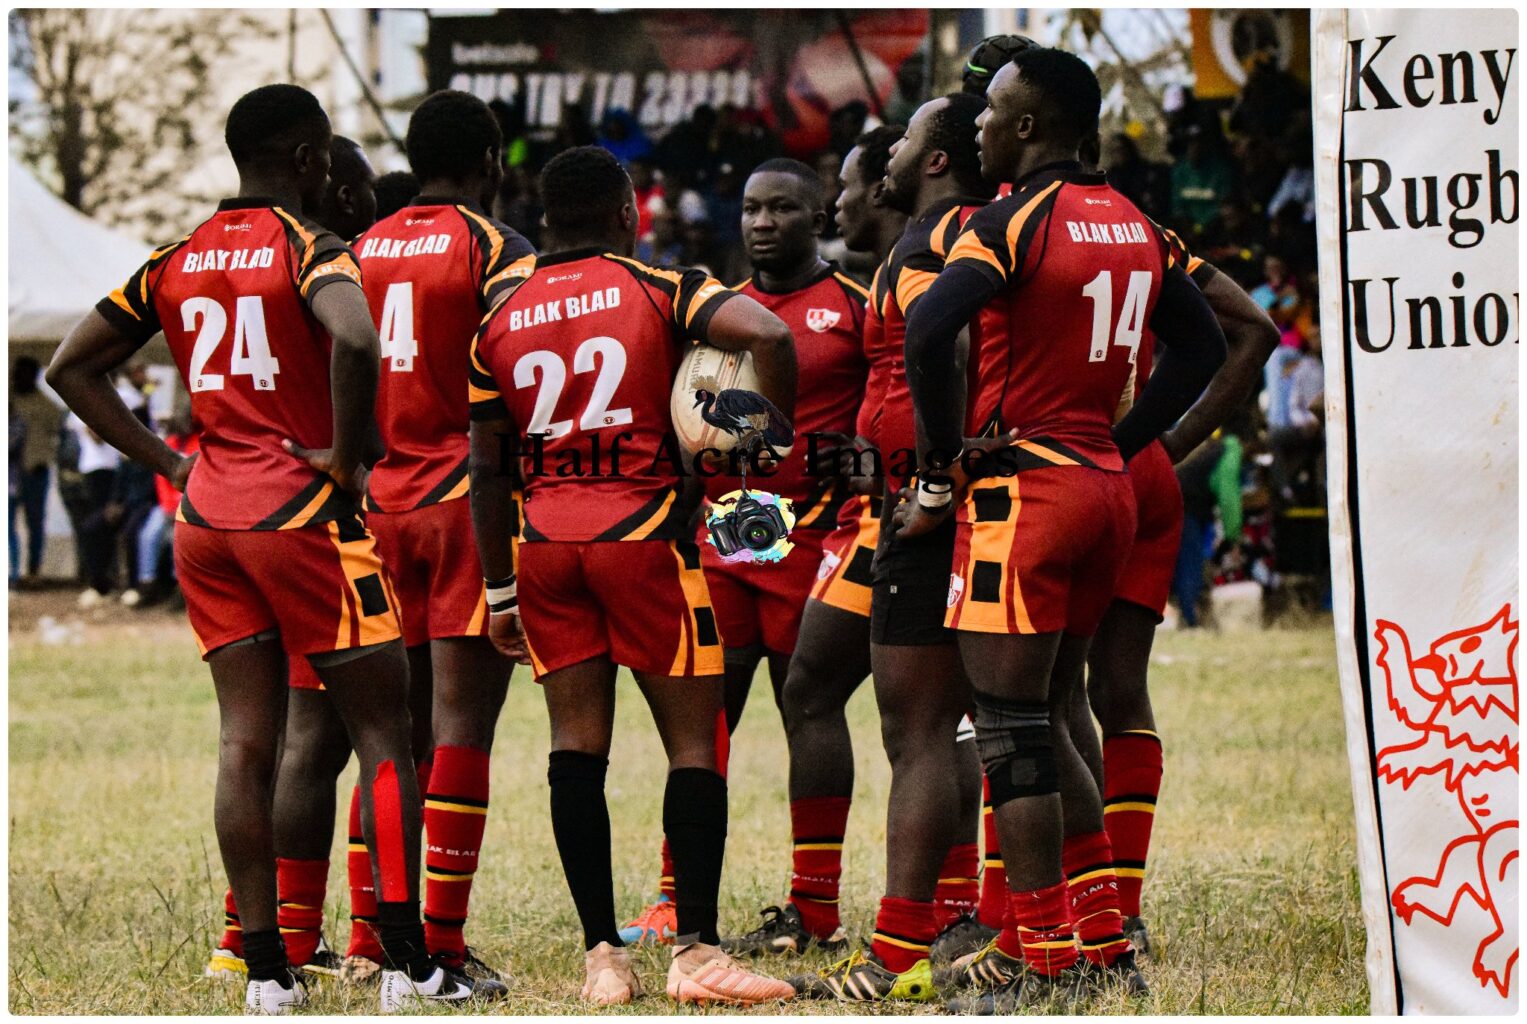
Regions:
[[671, 343, 760, 454]]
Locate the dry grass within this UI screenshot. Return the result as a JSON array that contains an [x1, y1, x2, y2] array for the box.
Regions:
[[7, 597, 1365, 1014]]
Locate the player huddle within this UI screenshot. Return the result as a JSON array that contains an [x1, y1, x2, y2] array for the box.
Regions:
[[46, 33, 1278, 1016]]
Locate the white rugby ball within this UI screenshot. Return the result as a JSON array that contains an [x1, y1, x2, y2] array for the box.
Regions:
[[671, 343, 761, 454]]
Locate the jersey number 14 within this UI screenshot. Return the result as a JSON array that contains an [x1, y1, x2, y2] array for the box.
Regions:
[[1082, 269, 1152, 365]]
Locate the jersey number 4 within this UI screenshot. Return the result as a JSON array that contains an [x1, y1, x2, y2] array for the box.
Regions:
[[1082, 270, 1152, 364], [513, 337, 633, 438], [379, 282, 418, 371], [183, 296, 279, 392]]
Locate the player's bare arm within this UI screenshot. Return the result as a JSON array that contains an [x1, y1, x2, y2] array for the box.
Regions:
[[1113, 263, 1228, 463], [697, 294, 799, 424], [47, 310, 195, 489], [468, 412, 528, 664], [282, 280, 380, 495], [1159, 268, 1280, 463]]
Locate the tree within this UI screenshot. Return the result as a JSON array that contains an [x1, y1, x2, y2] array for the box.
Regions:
[[9, 8, 262, 235]]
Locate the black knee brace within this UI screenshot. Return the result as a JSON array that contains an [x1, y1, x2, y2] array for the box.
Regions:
[[972, 690, 1056, 809]]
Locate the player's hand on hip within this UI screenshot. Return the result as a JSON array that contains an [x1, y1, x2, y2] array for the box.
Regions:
[[168, 451, 198, 492], [282, 440, 369, 497], [891, 486, 953, 539], [490, 611, 532, 665]]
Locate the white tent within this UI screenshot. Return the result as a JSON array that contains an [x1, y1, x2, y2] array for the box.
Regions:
[[8, 158, 151, 342]]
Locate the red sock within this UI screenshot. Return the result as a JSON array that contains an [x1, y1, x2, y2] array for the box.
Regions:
[[787, 796, 850, 939], [933, 843, 980, 931], [1063, 831, 1131, 966], [1103, 730, 1162, 919], [998, 881, 1077, 977], [871, 896, 935, 973], [345, 785, 383, 961], [219, 888, 243, 956], [659, 839, 676, 901], [977, 776, 1007, 929], [276, 858, 329, 967], [423, 746, 489, 965]]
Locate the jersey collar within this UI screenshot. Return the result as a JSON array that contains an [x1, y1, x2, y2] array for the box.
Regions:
[[407, 195, 484, 213], [534, 246, 610, 268], [217, 196, 282, 211], [746, 259, 838, 296], [1011, 160, 1106, 192]]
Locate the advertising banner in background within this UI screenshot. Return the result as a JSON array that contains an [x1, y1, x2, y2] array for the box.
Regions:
[[1313, 7, 1519, 1014], [425, 9, 926, 156], [1190, 8, 1310, 99]]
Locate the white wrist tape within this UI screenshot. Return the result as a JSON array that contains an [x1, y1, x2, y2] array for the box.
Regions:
[[485, 575, 518, 615], [918, 477, 954, 509]]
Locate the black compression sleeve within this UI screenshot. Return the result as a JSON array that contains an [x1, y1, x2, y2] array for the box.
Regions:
[[1113, 263, 1227, 462], [905, 263, 999, 458]]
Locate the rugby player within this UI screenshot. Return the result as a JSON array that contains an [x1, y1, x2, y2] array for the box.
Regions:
[[1068, 226, 1280, 956], [897, 49, 1226, 1009], [466, 145, 797, 1007], [620, 157, 870, 946], [793, 93, 1000, 1001], [316, 88, 535, 984], [48, 84, 483, 1013], [958, 33, 1281, 961], [724, 127, 910, 956], [206, 132, 381, 984]]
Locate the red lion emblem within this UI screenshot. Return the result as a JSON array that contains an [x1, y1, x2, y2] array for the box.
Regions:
[[1374, 605, 1519, 998]]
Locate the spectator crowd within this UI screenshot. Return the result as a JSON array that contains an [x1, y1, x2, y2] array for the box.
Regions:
[[10, 46, 1327, 626]]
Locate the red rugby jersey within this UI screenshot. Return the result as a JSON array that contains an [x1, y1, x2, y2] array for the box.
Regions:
[[357, 200, 534, 512], [715, 263, 867, 530], [880, 195, 996, 492], [96, 199, 363, 530], [856, 259, 893, 448], [1118, 220, 1215, 416], [468, 249, 736, 542], [949, 164, 1174, 472]]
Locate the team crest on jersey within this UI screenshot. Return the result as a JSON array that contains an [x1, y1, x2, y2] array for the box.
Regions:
[[805, 308, 841, 333], [948, 573, 965, 609], [817, 549, 841, 581]]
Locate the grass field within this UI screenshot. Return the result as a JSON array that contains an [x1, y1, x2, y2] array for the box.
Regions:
[[8, 593, 1367, 1014]]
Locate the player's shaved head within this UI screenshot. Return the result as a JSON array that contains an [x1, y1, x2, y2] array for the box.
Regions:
[[747, 158, 823, 212], [836, 125, 903, 253], [743, 159, 826, 281], [407, 89, 503, 191], [1005, 47, 1101, 148], [540, 145, 636, 253], [225, 84, 331, 170], [317, 136, 377, 239], [883, 92, 994, 214], [978, 48, 1101, 183]]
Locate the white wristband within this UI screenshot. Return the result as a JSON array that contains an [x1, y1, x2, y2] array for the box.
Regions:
[[485, 576, 517, 615], [918, 478, 954, 509]]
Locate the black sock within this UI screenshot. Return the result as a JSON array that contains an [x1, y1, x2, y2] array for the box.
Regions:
[[664, 767, 727, 946], [242, 928, 291, 985], [377, 901, 435, 981], [548, 750, 622, 950]]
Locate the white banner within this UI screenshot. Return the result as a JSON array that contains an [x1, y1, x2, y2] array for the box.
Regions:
[[1314, 8, 1519, 1014]]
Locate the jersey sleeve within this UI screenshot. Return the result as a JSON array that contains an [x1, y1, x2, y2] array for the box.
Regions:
[[94, 237, 188, 345], [274, 208, 362, 306], [1150, 218, 1217, 287], [672, 267, 736, 343], [460, 207, 538, 308], [467, 313, 510, 423], [892, 247, 948, 318], [944, 180, 1065, 290]]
